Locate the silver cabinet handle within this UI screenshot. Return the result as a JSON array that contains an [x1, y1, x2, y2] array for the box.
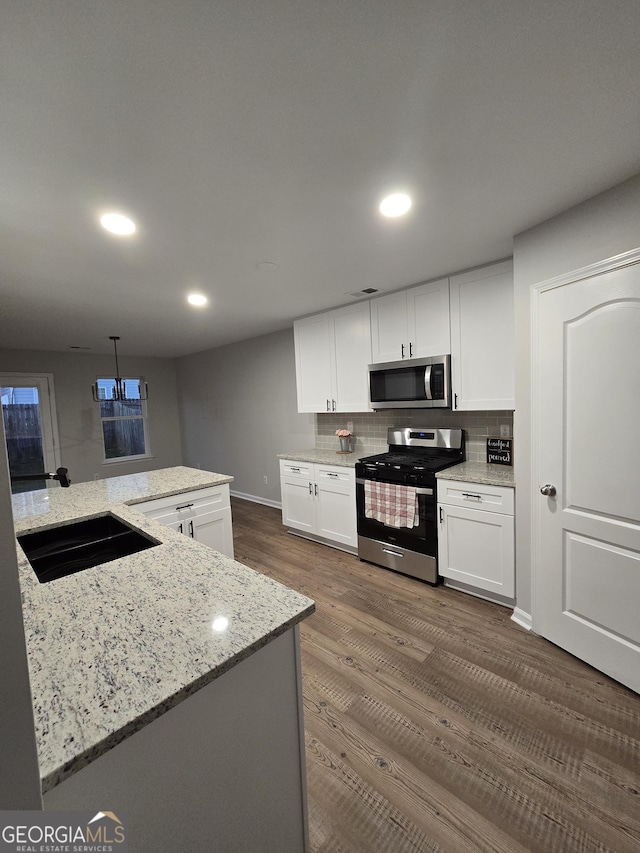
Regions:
[[189, 520, 194, 537], [327, 472, 339, 478], [332, 399, 336, 411], [439, 506, 444, 523], [175, 502, 194, 511], [309, 482, 313, 494], [401, 343, 405, 359], [409, 342, 413, 357], [383, 548, 403, 558], [290, 466, 300, 472], [314, 483, 318, 496], [178, 522, 183, 534], [454, 393, 458, 409], [540, 484, 557, 497], [326, 399, 330, 411], [462, 492, 482, 501]]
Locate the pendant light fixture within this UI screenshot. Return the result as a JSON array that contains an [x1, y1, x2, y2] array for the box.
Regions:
[[91, 336, 149, 402]]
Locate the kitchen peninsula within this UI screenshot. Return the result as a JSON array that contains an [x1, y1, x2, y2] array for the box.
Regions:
[[13, 467, 315, 853]]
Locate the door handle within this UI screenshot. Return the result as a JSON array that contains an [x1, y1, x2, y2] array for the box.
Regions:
[[189, 520, 194, 537], [540, 484, 557, 497], [382, 548, 403, 558], [439, 506, 444, 524], [424, 364, 433, 400]]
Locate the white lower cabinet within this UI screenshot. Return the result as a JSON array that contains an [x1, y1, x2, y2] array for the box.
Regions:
[[280, 460, 357, 550], [136, 484, 234, 559], [437, 479, 514, 598]]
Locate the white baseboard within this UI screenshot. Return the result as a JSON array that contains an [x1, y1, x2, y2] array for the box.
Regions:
[[230, 490, 282, 510], [511, 607, 533, 631]]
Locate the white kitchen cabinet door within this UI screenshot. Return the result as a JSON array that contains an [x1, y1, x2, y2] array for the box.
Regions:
[[407, 277, 450, 357], [293, 314, 333, 413], [438, 503, 515, 598], [280, 460, 356, 550], [370, 279, 450, 363], [369, 291, 409, 363], [192, 506, 234, 558], [450, 260, 515, 410], [331, 302, 371, 412], [136, 484, 234, 558], [314, 467, 357, 548], [281, 475, 316, 534]]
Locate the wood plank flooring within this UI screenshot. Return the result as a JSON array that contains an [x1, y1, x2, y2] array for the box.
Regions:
[[231, 498, 640, 853]]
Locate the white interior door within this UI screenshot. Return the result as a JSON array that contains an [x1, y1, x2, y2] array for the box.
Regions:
[[534, 256, 640, 693], [1, 373, 60, 493]]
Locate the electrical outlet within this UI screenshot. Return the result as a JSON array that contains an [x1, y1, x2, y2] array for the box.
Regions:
[[263, 475, 268, 485], [499, 424, 510, 439], [93, 473, 100, 480]]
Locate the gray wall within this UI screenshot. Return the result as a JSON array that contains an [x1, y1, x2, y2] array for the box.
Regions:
[[0, 349, 183, 484], [0, 416, 42, 807], [177, 329, 314, 505], [513, 172, 640, 617]]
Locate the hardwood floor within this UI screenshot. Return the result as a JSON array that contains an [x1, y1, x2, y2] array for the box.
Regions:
[[231, 498, 640, 853]]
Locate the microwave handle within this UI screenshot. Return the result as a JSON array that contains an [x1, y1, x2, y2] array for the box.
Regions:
[[424, 364, 433, 400]]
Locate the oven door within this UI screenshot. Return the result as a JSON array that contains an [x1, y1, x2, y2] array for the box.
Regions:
[[356, 478, 436, 554], [368, 355, 451, 409]]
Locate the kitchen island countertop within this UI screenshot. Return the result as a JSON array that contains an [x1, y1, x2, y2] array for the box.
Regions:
[[13, 466, 315, 793]]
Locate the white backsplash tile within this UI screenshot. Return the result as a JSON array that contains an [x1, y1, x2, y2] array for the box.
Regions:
[[315, 409, 514, 462]]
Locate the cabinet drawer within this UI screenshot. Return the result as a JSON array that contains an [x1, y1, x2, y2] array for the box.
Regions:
[[315, 465, 354, 485], [280, 460, 313, 479], [135, 485, 230, 518], [437, 479, 514, 514]]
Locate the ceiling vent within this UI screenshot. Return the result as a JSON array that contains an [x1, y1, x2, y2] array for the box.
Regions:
[[346, 287, 381, 298]]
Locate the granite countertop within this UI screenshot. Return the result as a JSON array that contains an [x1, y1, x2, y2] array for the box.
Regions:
[[436, 461, 515, 487], [278, 448, 369, 468], [13, 466, 315, 793]]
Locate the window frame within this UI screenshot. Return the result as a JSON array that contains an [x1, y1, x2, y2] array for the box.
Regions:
[[96, 376, 152, 464]]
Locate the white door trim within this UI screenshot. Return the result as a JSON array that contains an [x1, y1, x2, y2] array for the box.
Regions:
[[0, 372, 61, 473], [529, 245, 640, 633]]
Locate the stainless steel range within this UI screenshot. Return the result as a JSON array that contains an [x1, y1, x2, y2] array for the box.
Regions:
[[355, 427, 464, 584]]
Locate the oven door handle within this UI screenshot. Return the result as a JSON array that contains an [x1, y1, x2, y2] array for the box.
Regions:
[[356, 478, 433, 496]]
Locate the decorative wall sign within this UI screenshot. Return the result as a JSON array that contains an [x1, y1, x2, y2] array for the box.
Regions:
[[487, 437, 513, 466]]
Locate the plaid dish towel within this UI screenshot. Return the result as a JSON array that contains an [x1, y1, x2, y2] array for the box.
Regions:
[[364, 481, 419, 529]]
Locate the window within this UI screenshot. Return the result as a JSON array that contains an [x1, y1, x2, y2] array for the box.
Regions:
[[97, 378, 150, 461]]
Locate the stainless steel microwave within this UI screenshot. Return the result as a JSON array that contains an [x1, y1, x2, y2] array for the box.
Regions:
[[368, 354, 452, 409]]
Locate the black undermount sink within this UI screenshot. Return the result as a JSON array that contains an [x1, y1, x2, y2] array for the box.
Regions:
[[18, 513, 159, 584]]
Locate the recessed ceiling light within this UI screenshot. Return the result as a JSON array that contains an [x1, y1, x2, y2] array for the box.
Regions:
[[187, 293, 208, 307], [100, 212, 136, 235], [379, 193, 412, 218]]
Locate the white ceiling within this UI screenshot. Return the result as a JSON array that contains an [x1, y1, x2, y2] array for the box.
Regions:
[[2, 1, 640, 358]]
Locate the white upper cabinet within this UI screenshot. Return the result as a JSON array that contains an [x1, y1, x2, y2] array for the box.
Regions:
[[449, 260, 515, 411], [294, 302, 371, 413], [370, 278, 450, 363]]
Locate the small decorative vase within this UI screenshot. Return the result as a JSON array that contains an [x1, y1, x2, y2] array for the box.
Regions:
[[339, 437, 351, 453]]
